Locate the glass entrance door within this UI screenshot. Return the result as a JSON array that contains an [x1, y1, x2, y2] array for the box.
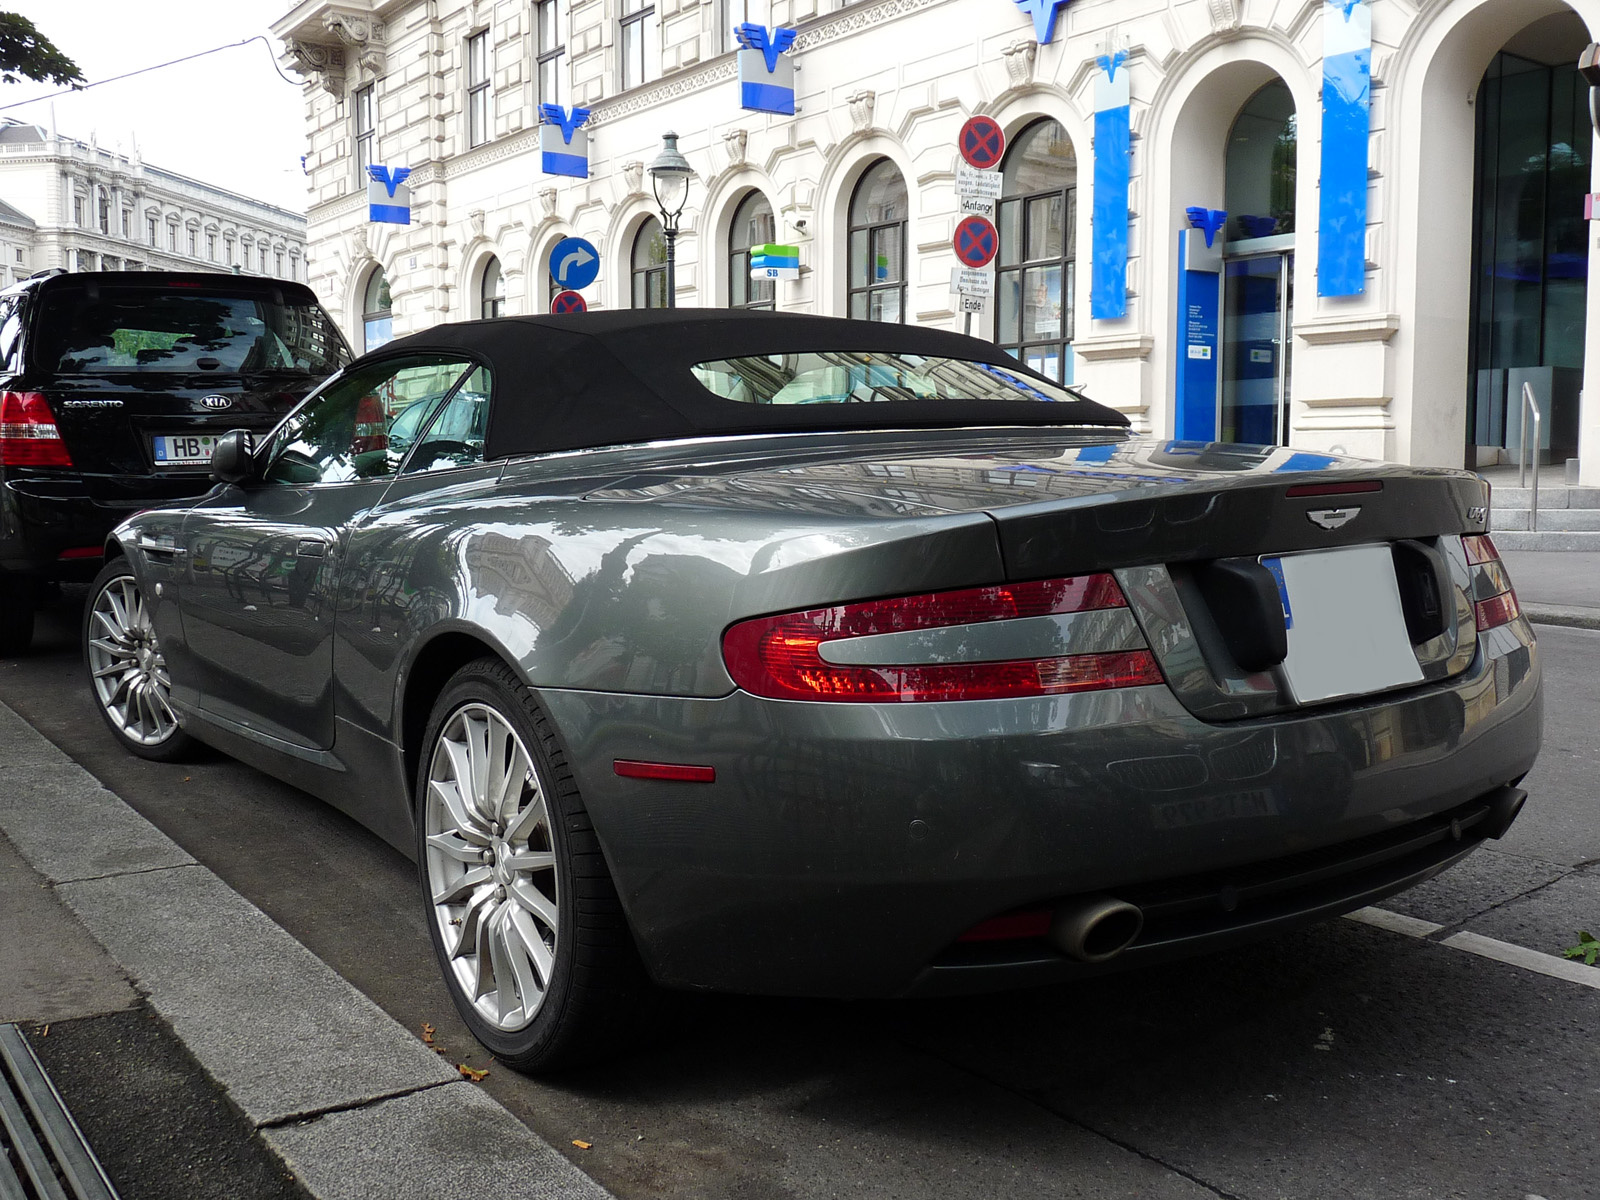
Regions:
[[1220, 252, 1293, 445]]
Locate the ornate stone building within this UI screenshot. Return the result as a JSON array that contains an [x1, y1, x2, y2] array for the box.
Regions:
[[273, 0, 1600, 482], [0, 119, 307, 284]]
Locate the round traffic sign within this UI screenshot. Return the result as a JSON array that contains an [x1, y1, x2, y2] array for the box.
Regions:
[[549, 236, 600, 291], [953, 215, 998, 269], [550, 289, 588, 314], [958, 115, 1006, 170]]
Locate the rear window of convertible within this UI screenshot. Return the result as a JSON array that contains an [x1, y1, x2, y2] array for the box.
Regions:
[[690, 352, 1077, 406]]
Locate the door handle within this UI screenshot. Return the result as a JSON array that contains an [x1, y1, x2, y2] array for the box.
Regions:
[[297, 539, 328, 558], [134, 535, 186, 557]]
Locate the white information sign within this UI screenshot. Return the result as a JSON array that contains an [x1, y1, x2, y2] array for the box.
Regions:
[[751, 266, 800, 280], [949, 267, 994, 296], [955, 164, 1003, 199], [959, 294, 987, 313]]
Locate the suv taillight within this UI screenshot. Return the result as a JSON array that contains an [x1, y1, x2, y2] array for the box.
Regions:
[[0, 391, 73, 467], [722, 574, 1164, 703], [1462, 534, 1521, 631]]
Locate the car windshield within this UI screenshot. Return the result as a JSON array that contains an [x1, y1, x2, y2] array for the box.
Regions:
[[689, 352, 1079, 406], [38, 287, 351, 376]]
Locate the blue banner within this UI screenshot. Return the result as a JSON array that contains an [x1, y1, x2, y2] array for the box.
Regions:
[[1318, 0, 1371, 296], [1091, 51, 1131, 320]]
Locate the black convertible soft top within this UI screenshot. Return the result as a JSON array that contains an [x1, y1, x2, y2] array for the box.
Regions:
[[370, 309, 1128, 459]]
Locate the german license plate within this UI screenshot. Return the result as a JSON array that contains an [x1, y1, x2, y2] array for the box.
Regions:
[[1150, 789, 1276, 830], [1262, 544, 1424, 704], [152, 433, 217, 467]]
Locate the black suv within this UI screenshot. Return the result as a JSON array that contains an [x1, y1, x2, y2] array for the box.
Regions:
[[0, 270, 353, 651]]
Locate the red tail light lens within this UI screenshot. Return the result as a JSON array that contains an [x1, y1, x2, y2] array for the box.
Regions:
[[722, 574, 1164, 703], [1461, 534, 1521, 631], [353, 394, 388, 454], [0, 391, 73, 467]]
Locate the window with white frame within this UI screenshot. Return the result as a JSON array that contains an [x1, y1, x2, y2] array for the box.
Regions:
[[167, 224, 177, 252], [480, 256, 505, 317], [619, 0, 658, 91], [98, 197, 109, 234], [206, 233, 217, 261], [73, 196, 84, 226], [535, 0, 565, 107], [354, 84, 375, 181], [188, 229, 198, 257], [847, 159, 909, 323], [467, 31, 491, 147], [121, 209, 131, 237], [728, 190, 776, 310], [720, 0, 770, 50], [147, 216, 157, 246]]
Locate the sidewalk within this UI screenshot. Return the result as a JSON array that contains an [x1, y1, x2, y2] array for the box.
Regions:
[[0, 699, 613, 1200], [1499, 550, 1600, 631]]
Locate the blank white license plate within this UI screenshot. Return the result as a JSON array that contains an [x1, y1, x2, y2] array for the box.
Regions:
[[152, 433, 217, 467], [1262, 544, 1423, 704]]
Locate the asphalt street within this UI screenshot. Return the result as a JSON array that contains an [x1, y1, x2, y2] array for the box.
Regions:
[[1, 586, 1597, 1199]]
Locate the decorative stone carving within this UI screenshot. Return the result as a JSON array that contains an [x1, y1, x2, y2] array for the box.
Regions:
[[622, 160, 645, 196], [323, 10, 387, 77], [469, 209, 486, 237], [847, 90, 875, 133], [1207, 0, 1239, 33], [284, 39, 346, 97], [723, 128, 749, 168], [539, 187, 558, 219], [1002, 39, 1036, 89]]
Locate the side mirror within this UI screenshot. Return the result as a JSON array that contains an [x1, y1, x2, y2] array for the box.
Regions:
[[210, 429, 257, 485]]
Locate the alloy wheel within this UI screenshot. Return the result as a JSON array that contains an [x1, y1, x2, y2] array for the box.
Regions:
[[87, 573, 180, 747], [423, 701, 560, 1032]]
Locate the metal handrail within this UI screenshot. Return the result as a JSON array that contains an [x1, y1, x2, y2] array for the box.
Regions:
[[1519, 381, 1542, 532]]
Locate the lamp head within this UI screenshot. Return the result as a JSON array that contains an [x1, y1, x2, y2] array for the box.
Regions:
[[648, 131, 693, 220]]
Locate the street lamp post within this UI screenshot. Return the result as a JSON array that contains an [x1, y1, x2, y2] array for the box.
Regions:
[[647, 131, 693, 308]]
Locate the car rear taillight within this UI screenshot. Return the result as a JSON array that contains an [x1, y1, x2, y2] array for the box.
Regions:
[[1461, 534, 1521, 631], [722, 574, 1164, 703], [353, 394, 388, 454], [0, 391, 73, 467]]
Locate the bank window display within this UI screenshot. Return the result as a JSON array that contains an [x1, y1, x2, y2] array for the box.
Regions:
[[480, 257, 505, 318], [847, 159, 908, 323], [995, 119, 1075, 383], [631, 217, 669, 308], [728, 191, 777, 310], [363, 268, 394, 352]]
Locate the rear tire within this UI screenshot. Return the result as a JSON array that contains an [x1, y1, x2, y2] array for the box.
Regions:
[[0, 573, 34, 656], [416, 657, 648, 1074], [84, 558, 198, 762]]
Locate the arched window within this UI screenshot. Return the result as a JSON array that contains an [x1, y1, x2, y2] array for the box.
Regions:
[[1224, 81, 1297, 242], [480, 256, 505, 318], [995, 120, 1075, 383], [631, 217, 668, 308], [728, 190, 776, 310], [847, 159, 907, 322], [362, 267, 393, 352]]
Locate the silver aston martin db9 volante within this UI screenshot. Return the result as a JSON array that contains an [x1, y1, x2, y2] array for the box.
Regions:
[[85, 311, 1541, 1072]]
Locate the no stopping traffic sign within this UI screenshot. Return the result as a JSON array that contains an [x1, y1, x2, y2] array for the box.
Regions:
[[958, 115, 1006, 170], [953, 215, 998, 269], [550, 289, 588, 314]]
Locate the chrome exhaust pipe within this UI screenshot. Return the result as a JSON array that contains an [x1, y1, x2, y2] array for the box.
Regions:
[[1051, 896, 1144, 963]]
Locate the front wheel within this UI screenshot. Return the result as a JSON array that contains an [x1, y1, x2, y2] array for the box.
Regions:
[[417, 658, 647, 1073], [84, 559, 197, 762]]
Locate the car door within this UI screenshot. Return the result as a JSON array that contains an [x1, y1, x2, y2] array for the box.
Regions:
[[175, 354, 475, 750]]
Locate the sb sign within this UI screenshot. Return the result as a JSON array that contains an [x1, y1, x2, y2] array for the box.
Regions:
[[958, 115, 1006, 170], [953, 215, 998, 269]]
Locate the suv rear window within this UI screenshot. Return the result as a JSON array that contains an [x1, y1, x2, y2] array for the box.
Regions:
[[35, 286, 350, 376]]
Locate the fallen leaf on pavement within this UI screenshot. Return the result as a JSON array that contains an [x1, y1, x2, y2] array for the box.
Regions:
[[459, 1064, 489, 1082], [572, 1140, 591, 1150], [421, 1023, 436, 1044]]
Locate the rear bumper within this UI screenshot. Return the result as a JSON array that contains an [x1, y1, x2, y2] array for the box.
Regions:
[[0, 472, 205, 580], [542, 618, 1541, 999]]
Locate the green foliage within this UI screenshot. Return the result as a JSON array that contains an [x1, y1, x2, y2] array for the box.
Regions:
[[0, 12, 83, 87], [1562, 931, 1599, 967]]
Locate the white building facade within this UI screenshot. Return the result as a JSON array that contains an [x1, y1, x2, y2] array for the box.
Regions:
[[0, 120, 307, 286], [273, 0, 1600, 482]]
